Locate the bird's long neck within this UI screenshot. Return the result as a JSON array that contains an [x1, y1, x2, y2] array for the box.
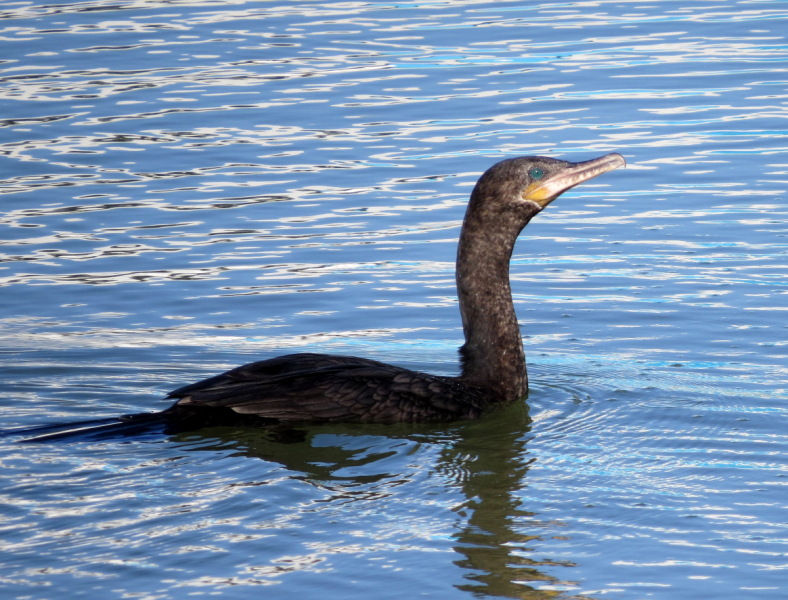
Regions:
[[455, 196, 533, 403]]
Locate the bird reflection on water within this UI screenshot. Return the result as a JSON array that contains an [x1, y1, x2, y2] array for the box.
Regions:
[[172, 402, 578, 599]]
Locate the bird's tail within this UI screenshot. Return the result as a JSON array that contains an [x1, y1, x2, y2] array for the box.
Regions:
[[4, 405, 278, 443], [4, 411, 173, 443]]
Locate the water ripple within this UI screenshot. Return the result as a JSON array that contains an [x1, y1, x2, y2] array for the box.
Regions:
[[2, 1, 788, 599]]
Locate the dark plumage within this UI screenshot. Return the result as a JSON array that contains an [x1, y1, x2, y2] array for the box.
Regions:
[[17, 153, 625, 440], [162, 353, 495, 424]]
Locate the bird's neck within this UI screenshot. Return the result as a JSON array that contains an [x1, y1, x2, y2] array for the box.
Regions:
[[455, 208, 530, 402]]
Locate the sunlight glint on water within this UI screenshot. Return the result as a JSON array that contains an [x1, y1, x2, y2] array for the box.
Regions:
[[0, 1, 787, 599]]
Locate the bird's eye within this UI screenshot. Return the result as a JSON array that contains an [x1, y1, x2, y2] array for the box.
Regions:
[[529, 167, 544, 180]]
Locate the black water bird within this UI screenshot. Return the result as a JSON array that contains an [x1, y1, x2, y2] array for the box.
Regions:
[[18, 154, 624, 440]]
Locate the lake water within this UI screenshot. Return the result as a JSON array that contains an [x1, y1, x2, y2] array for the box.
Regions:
[[1, 1, 787, 598]]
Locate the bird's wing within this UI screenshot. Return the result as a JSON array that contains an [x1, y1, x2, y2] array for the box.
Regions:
[[167, 353, 488, 423]]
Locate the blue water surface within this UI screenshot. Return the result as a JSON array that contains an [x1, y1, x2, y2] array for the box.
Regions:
[[1, 1, 787, 598]]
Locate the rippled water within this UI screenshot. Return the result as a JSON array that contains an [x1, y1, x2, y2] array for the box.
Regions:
[[1, 1, 787, 598]]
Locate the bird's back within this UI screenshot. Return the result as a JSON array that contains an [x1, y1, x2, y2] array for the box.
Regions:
[[167, 353, 497, 423]]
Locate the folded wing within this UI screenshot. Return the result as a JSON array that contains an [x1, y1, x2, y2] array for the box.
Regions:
[[167, 353, 492, 423]]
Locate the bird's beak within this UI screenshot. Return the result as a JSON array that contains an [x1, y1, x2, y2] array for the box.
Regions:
[[523, 153, 626, 208]]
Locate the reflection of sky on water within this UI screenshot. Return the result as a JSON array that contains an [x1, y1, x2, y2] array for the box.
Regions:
[[0, 0, 787, 598]]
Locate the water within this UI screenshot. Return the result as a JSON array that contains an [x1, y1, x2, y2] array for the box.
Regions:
[[1, 0, 787, 598]]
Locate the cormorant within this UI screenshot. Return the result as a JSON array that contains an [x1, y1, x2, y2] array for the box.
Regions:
[[19, 153, 625, 440]]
